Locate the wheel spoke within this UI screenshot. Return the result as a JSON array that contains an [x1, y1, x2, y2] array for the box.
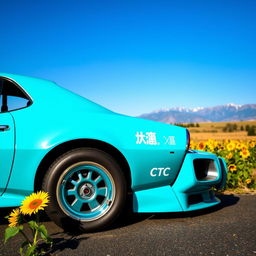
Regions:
[[71, 199, 83, 211], [88, 199, 99, 210], [78, 172, 83, 182], [71, 180, 78, 186], [86, 170, 93, 180], [94, 176, 103, 184], [67, 189, 76, 196], [97, 187, 107, 196]]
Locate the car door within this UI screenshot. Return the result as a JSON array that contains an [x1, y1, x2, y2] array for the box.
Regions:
[[0, 112, 15, 195], [0, 77, 31, 195]]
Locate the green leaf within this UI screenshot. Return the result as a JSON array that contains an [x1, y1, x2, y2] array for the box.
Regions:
[[28, 221, 38, 230], [24, 245, 36, 256], [4, 226, 20, 243], [39, 224, 52, 244], [38, 224, 47, 237]]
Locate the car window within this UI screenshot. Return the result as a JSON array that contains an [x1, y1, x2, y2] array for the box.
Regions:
[[0, 78, 32, 113]]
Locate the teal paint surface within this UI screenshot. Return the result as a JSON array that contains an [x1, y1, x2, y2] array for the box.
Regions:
[[0, 73, 227, 213], [133, 151, 227, 213], [0, 113, 15, 195], [133, 186, 183, 212]]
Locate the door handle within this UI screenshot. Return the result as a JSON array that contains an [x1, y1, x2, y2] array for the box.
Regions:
[[0, 125, 10, 131]]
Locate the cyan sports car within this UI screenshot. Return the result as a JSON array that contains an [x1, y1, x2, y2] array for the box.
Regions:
[[0, 73, 227, 232]]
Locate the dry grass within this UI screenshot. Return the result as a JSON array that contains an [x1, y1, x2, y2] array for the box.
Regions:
[[188, 120, 256, 141], [191, 131, 256, 141], [218, 189, 256, 195]]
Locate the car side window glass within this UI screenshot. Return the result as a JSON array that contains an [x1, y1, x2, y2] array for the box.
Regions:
[[0, 78, 31, 113], [7, 96, 30, 111]]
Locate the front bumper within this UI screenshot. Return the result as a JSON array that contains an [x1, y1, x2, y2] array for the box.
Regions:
[[133, 150, 228, 213], [171, 150, 228, 211]]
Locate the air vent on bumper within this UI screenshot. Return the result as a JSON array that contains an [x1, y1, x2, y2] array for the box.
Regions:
[[193, 159, 218, 181]]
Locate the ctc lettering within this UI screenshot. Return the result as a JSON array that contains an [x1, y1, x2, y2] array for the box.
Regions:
[[150, 167, 170, 177]]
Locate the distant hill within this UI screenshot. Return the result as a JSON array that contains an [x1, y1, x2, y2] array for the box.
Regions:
[[138, 104, 256, 123]]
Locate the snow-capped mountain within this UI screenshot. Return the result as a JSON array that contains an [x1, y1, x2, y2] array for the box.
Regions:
[[138, 104, 256, 123]]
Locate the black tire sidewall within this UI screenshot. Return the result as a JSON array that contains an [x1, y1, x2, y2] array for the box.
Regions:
[[42, 148, 127, 232]]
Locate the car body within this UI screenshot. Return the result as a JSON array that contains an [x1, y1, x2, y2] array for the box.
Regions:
[[0, 73, 227, 231]]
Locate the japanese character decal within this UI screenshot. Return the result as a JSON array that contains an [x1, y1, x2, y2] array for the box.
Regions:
[[135, 131, 159, 145]]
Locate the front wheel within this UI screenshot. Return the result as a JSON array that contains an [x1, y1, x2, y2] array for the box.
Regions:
[[42, 148, 127, 232]]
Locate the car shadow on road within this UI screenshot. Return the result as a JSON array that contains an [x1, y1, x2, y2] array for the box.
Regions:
[[107, 193, 240, 229], [0, 194, 240, 236], [96, 193, 238, 232], [151, 193, 240, 220], [38, 233, 88, 256]]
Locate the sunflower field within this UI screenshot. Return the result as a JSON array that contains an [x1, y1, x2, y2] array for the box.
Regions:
[[190, 139, 256, 190]]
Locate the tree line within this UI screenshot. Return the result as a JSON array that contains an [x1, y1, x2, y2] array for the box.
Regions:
[[223, 123, 256, 136], [172, 123, 200, 128]]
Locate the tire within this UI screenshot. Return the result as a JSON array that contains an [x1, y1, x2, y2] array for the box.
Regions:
[[42, 148, 127, 232]]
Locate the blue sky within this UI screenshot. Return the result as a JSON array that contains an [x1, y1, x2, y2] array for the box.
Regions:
[[1, 0, 256, 116]]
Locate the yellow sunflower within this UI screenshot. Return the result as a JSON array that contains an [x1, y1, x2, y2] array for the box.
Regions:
[[190, 140, 196, 150], [226, 152, 233, 159], [207, 139, 215, 151], [20, 191, 49, 215], [213, 142, 218, 150], [240, 149, 250, 159], [198, 141, 205, 151], [8, 208, 22, 227], [249, 141, 255, 148], [226, 142, 235, 151], [245, 178, 251, 184], [228, 164, 237, 172], [236, 142, 245, 150]]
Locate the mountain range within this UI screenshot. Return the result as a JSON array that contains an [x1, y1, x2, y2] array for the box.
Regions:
[[138, 104, 256, 123]]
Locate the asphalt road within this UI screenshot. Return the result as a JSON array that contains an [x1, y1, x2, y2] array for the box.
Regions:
[[0, 194, 255, 256]]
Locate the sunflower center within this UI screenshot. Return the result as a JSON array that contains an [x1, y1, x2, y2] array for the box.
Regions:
[[29, 199, 43, 209]]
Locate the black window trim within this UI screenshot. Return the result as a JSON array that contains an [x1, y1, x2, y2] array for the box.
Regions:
[[0, 76, 34, 113]]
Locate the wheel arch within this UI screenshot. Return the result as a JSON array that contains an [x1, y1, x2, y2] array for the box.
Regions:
[[34, 139, 131, 192]]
